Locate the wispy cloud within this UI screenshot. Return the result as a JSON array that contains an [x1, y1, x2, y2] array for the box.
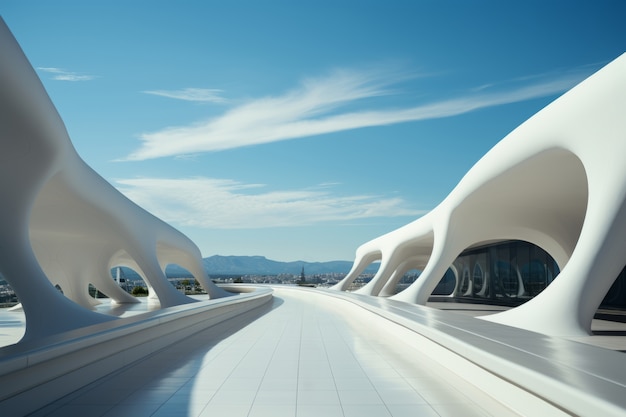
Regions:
[[143, 88, 227, 103], [123, 66, 592, 161], [37, 67, 95, 81], [115, 177, 423, 229]]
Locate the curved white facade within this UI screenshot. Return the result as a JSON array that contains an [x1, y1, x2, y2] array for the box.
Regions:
[[333, 53, 626, 337], [0, 19, 229, 343]]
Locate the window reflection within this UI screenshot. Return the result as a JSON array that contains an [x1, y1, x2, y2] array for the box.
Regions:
[[432, 240, 561, 306], [428, 240, 625, 309]]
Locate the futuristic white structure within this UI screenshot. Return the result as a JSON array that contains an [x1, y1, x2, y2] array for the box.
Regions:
[[2, 16, 626, 417], [333, 52, 626, 338], [0, 18, 230, 343]]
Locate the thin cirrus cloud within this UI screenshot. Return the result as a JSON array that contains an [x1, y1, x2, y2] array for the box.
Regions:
[[122, 65, 592, 161], [37, 67, 95, 81], [143, 88, 227, 103], [115, 177, 423, 229]]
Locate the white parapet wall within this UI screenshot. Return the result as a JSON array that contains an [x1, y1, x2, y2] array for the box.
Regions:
[[314, 287, 626, 417], [0, 288, 273, 416]]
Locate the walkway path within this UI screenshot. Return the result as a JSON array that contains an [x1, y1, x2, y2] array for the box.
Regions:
[[28, 287, 518, 417]]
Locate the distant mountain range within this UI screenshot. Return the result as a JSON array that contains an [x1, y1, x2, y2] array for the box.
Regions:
[[2, 256, 379, 283], [200, 255, 379, 276]]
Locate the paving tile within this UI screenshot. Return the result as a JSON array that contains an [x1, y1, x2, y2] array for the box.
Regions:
[[199, 404, 251, 417], [248, 404, 296, 417], [297, 377, 336, 391], [259, 377, 298, 391], [102, 402, 163, 417], [333, 377, 375, 391], [377, 387, 427, 405], [254, 388, 297, 405], [385, 404, 441, 417], [297, 389, 340, 405], [296, 404, 344, 417], [208, 389, 257, 405], [338, 389, 384, 405], [343, 404, 393, 417], [36, 404, 113, 417]]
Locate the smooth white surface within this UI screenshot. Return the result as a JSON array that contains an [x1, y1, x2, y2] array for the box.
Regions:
[[333, 53, 626, 337], [29, 288, 523, 417], [0, 18, 230, 344]]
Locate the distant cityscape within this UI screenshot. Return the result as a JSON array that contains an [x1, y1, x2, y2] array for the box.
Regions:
[[0, 255, 403, 307], [0, 271, 381, 307]]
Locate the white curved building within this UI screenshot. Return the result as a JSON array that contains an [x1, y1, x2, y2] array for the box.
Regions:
[[0, 18, 229, 343], [332, 52, 626, 338]]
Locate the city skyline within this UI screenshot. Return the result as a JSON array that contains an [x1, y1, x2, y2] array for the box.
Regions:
[[2, 1, 624, 261]]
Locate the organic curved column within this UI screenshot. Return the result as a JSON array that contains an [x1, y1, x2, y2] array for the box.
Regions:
[[378, 267, 405, 297], [356, 243, 427, 296], [126, 243, 194, 307], [1, 17, 235, 344], [94, 267, 140, 304], [29, 239, 98, 308], [354, 254, 396, 296], [67, 270, 103, 308], [330, 250, 381, 291], [156, 241, 231, 299], [485, 190, 626, 336], [0, 19, 115, 341], [32, 233, 140, 305], [355, 248, 416, 297], [379, 256, 428, 297], [91, 256, 139, 304], [391, 221, 462, 304]]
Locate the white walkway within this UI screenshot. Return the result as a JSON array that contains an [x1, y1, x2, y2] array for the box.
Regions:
[[28, 287, 518, 417]]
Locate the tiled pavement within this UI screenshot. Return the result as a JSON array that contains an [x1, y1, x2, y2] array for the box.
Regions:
[[26, 288, 520, 417]]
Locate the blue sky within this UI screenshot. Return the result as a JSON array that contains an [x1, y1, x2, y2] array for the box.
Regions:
[[2, 1, 625, 262]]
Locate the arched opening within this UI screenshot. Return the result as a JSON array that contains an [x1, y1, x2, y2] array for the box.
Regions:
[[109, 266, 150, 298], [347, 260, 380, 292], [594, 264, 626, 324], [110, 266, 134, 293], [395, 268, 421, 293], [382, 231, 436, 297], [453, 148, 588, 272], [164, 264, 204, 295], [88, 283, 106, 299], [429, 240, 560, 306], [432, 267, 456, 296], [424, 148, 588, 307]]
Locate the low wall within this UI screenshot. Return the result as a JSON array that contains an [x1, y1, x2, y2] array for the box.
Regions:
[[315, 288, 626, 417], [0, 287, 273, 415]]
